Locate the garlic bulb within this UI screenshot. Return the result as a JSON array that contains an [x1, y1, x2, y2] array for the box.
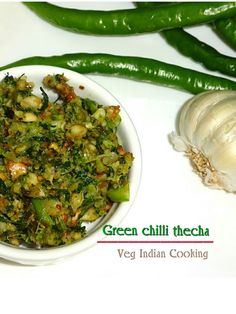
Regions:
[[170, 90, 236, 192]]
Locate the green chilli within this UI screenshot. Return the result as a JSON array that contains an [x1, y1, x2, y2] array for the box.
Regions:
[[24, 2, 236, 35], [1, 53, 236, 94]]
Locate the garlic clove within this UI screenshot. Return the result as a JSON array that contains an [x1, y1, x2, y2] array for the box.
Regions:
[[180, 91, 236, 146], [210, 141, 236, 173], [178, 92, 209, 144], [193, 97, 236, 149], [202, 114, 236, 157]]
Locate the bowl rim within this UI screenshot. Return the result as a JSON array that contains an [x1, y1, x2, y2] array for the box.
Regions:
[[0, 65, 142, 265]]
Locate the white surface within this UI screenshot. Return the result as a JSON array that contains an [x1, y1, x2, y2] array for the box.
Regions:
[[0, 1, 236, 313]]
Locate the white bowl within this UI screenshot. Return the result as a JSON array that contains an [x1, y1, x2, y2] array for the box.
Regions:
[[0, 65, 142, 265]]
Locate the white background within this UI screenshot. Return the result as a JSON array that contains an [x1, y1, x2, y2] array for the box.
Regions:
[[0, 1, 236, 313]]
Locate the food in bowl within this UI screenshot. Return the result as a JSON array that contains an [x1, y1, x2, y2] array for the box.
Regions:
[[0, 72, 133, 248]]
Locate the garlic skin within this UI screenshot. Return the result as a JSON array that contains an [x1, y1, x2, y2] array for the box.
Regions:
[[170, 90, 236, 192]]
